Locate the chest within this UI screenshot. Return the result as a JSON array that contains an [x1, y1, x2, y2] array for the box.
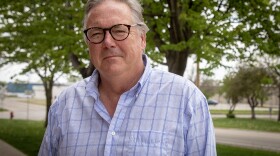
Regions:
[[58, 94, 185, 156]]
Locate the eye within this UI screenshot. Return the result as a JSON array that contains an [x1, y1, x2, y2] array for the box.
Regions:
[[91, 32, 102, 37], [88, 29, 103, 38], [112, 27, 129, 38]]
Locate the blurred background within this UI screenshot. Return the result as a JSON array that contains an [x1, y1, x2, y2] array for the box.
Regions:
[[0, 0, 279, 156]]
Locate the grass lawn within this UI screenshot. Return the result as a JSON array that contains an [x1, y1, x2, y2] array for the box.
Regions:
[[0, 119, 45, 156], [210, 109, 278, 115], [217, 144, 280, 156], [0, 108, 8, 112], [16, 98, 46, 106], [0, 119, 280, 156], [213, 118, 280, 132]]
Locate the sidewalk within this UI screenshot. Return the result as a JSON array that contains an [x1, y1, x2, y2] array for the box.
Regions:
[[0, 139, 26, 156]]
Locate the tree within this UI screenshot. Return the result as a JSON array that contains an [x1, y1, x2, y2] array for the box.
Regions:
[[221, 73, 241, 118], [1, 1, 279, 124], [222, 66, 272, 119], [0, 1, 90, 126], [270, 64, 280, 122], [256, 55, 280, 121], [235, 1, 280, 121], [199, 78, 220, 99], [142, 0, 279, 77]]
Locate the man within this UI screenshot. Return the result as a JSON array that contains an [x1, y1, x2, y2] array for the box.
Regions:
[[39, 0, 216, 155]]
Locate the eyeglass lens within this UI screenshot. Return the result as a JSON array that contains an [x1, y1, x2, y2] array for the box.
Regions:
[[86, 24, 130, 43]]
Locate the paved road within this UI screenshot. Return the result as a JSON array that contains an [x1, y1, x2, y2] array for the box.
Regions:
[[216, 128, 280, 152], [0, 97, 46, 121], [0, 97, 280, 155], [1, 97, 278, 121]]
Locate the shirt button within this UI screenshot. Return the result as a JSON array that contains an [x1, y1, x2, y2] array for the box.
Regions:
[[111, 131, 116, 136]]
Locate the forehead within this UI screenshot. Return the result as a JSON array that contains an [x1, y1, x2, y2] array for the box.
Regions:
[[86, 1, 133, 27]]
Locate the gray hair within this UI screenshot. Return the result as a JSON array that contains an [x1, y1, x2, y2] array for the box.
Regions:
[[83, 0, 149, 33]]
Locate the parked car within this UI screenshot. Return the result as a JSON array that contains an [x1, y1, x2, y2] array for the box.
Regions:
[[207, 99, 218, 105]]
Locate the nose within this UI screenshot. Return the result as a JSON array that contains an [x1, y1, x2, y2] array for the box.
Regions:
[[103, 30, 116, 47]]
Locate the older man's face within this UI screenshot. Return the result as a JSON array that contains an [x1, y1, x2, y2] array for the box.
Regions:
[[85, 0, 146, 78]]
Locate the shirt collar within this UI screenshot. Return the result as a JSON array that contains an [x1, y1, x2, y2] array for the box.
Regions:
[[134, 54, 151, 96], [85, 54, 151, 99], [85, 70, 100, 99]]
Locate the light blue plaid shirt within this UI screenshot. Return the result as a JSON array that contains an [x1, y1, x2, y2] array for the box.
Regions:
[[39, 55, 216, 156]]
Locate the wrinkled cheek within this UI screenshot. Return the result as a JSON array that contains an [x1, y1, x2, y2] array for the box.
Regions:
[[89, 53, 96, 65], [88, 48, 99, 66]]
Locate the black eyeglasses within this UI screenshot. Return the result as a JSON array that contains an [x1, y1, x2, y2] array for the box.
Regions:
[[83, 24, 141, 44]]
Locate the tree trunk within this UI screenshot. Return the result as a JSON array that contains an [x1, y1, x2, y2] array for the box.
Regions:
[[165, 0, 192, 76], [248, 96, 258, 119], [69, 53, 95, 78], [195, 59, 200, 87], [277, 85, 280, 121], [43, 80, 54, 127], [251, 106, 256, 119], [227, 101, 236, 118], [65, 1, 94, 79], [229, 102, 236, 114], [166, 51, 189, 76]]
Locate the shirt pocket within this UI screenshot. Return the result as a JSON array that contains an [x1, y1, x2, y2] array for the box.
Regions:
[[119, 130, 170, 156]]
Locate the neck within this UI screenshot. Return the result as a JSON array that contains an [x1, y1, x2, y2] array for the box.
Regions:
[[98, 64, 145, 117], [99, 64, 145, 95]]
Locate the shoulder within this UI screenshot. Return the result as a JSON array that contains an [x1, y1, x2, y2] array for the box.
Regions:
[[149, 68, 197, 89], [58, 77, 90, 98], [148, 68, 205, 101], [49, 77, 91, 112]]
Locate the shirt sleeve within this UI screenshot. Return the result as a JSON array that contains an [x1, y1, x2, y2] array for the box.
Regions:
[[184, 87, 217, 156], [38, 101, 61, 156]]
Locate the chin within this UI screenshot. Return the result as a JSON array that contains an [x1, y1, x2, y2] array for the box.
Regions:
[[102, 67, 125, 75]]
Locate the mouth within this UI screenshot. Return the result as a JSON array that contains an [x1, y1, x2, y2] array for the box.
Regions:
[[103, 55, 120, 60]]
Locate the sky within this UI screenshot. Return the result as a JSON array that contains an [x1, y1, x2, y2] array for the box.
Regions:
[[0, 64, 48, 83], [0, 58, 236, 84]]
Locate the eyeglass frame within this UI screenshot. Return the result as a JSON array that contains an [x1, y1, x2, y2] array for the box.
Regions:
[[83, 23, 142, 44]]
